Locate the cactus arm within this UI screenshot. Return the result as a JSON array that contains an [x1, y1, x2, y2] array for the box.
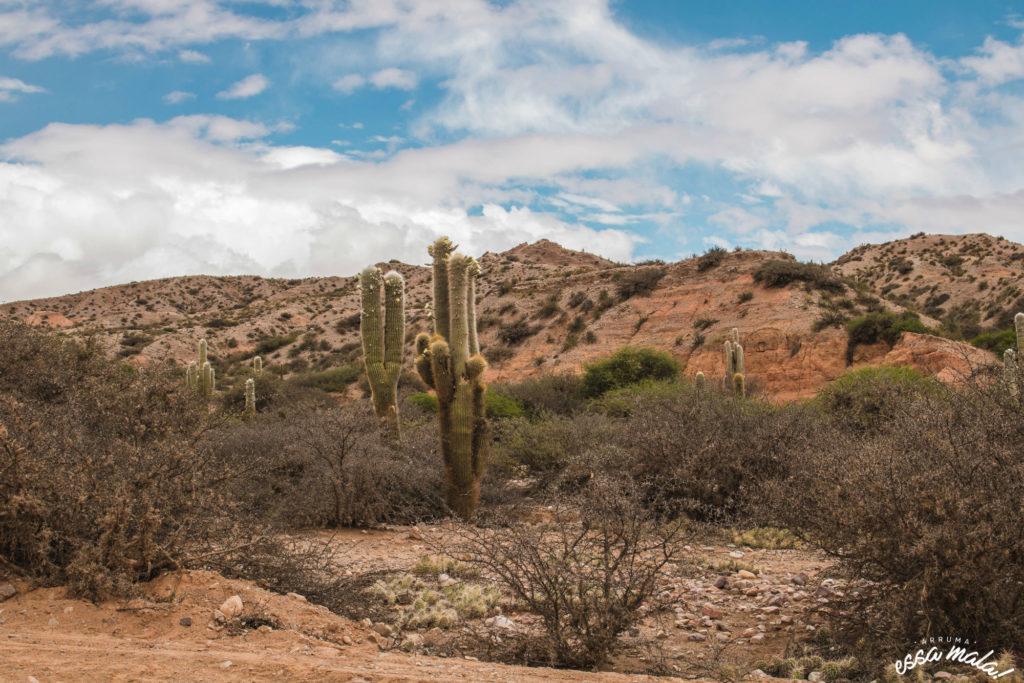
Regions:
[[467, 259, 480, 357], [429, 237, 456, 341], [383, 271, 406, 378], [415, 332, 435, 389], [735, 342, 745, 377], [360, 266, 405, 443], [724, 340, 735, 385], [447, 254, 471, 381], [1016, 312, 1023, 356]]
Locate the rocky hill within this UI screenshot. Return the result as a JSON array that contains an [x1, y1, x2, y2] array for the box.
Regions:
[[2, 236, 1012, 401], [834, 232, 1024, 339]]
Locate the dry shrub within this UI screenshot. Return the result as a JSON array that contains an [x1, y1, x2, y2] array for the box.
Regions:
[[452, 478, 685, 668], [769, 368, 1024, 661], [213, 406, 446, 527], [0, 321, 271, 599]]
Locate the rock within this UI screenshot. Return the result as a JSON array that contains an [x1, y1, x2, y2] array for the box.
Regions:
[[814, 586, 833, 598], [219, 596, 243, 620], [179, 617, 193, 627], [933, 673, 954, 680], [688, 633, 707, 642], [220, 660, 232, 669], [258, 625, 272, 633], [713, 575, 729, 590], [737, 570, 757, 580], [702, 604, 724, 620], [768, 594, 787, 606], [750, 633, 766, 644], [437, 573, 457, 587], [792, 572, 808, 586], [360, 618, 373, 628], [408, 525, 425, 540], [342, 635, 353, 645], [729, 550, 745, 558], [490, 615, 514, 630], [0, 584, 17, 601], [286, 592, 306, 602], [750, 669, 770, 678], [656, 629, 669, 639], [808, 671, 824, 682], [373, 622, 393, 637]]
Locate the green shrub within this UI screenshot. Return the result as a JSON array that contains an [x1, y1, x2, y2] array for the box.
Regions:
[[845, 311, 928, 362], [255, 334, 297, 355], [971, 328, 1017, 356], [754, 259, 844, 293], [409, 391, 526, 420], [408, 392, 439, 413], [816, 366, 940, 434], [579, 346, 681, 399], [290, 366, 361, 392], [697, 246, 727, 272], [615, 267, 667, 301]]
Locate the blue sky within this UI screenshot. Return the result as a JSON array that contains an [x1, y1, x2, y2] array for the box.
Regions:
[[1, 1, 1024, 300]]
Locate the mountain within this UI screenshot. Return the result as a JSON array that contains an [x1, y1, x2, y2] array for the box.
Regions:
[[2, 235, 1014, 401]]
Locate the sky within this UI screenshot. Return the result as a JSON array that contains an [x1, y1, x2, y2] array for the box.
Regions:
[[2, 1, 1024, 301]]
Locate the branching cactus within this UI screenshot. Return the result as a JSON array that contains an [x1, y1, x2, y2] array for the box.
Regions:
[[244, 378, 256, 422], [415, 237, 490, 520], [186, 339, 214, 398], [360, 266, 406, 444], [724, 329, 746, 397]]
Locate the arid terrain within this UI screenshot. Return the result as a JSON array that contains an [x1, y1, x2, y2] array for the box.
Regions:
[[1, 233, 1017, 401]]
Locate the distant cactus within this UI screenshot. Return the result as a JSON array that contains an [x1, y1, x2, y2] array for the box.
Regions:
[[724, 329, 745, 397], [695, 371, 705, 390], [253, 355, 262, 375], [1005, 349, 1018, 397], [360, 266, 406, 443], [733, 372, 746, 399], [415, 237, 490, 520], [186, 339, 214, 398], [1016, 312, 1023, 355], [244, 378, 256, 421]]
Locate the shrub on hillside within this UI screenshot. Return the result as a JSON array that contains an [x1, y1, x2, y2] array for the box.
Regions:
[[754, 259, 844, 293], [614, 267, 667, 301], [497, 372, 586, 417], [696, 246, 727, 272], [579, 346, 681, 399], [970, 327, 1018, 356], [816, 365, 940, 434], [845, 311, 928, 362]]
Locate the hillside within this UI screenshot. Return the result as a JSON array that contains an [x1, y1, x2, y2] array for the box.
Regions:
[[834, 232, 1024, 339], [1, 236, 1009, 401]]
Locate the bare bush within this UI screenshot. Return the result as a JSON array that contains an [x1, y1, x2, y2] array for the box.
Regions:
[[451, 478, 685, 668]]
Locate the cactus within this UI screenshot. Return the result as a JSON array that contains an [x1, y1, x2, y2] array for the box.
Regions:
[[415, 237, 490, 520], [725, 329, 745, 397], [1005, 349, 1018, 397], [695, 371, 705, 390], [244, 378, 256, 421], [1017, 312, 1024, 355], [253, 355, 262, 375], [360, 266, 406, 443], [733, 372, 746, 399], [186, 339, 214, 398]]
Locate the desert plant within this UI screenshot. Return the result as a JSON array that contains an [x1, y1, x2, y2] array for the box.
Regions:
[[244, 378, 255, 422], [186, 338, 215, 397], [414, 237, 491, 519], [359, 266, 406, 443], [724, 328, 744, 395], [253, 355, 263, 375], [695, 371, 705, 390], [579, 346, 680, 399]]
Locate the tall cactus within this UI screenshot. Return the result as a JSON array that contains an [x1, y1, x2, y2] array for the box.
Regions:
[[415, 237, 490, 520], [253, 355, 263, 375], [360, 266, 406, 443], [244, 378, 256, 421], [1006, 312, 1023, 398], [1016, 312, 1023, 355]]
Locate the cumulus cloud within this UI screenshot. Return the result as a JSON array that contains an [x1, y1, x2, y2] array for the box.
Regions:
[[0, 117, 639, 300], [369, 67, 417, 90], [178, 48, 210, 63], [332, 73, 365, 94], [216, 73, 269, 99]]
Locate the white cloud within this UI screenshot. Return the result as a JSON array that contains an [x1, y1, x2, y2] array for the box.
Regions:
[[369, 67, 417, 90], [162, 89, 194, 104], [0, 75, 45, 102], [178, 48, 210, 63], [961, 36, 1024, 85], [332, 73, 365, 94], [216, 73, 269, 99], [0, 117, 639, 300]]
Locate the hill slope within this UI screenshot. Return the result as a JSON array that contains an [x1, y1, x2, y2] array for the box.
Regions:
[[1, 236, 1008, 401]]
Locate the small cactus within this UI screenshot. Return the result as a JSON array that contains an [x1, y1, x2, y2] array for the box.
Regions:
[[244, 378, 256, 421], [733, 372, 746, 398], [695, 371, 705, 390], [725, 329, 745, 396], [360, 266, 406, 443], [253, 355, 262, 375]]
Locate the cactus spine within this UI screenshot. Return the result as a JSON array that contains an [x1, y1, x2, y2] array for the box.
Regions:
[[360, 266, 406, 444], [244, 378, 256, 421], [415, 237, 490, 520]]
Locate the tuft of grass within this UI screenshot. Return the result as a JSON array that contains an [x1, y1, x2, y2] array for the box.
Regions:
[[732, 527, 802, 549], [411, 554, 480, 579]]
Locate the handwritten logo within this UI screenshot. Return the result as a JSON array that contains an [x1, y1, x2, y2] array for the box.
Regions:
[[894, 639, 1015, 679]]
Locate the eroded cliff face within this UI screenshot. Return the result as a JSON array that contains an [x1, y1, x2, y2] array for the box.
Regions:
[[0, 238, 1008, 401]]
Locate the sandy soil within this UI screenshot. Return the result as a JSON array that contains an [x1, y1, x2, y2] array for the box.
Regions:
[[0, 525, 830, 682]]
